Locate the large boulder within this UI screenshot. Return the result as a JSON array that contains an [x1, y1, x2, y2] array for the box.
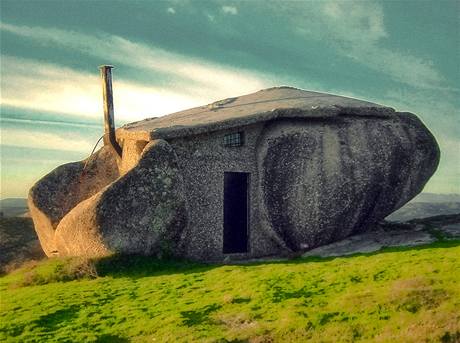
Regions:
[[54, 139, 187, 257], [259, 113, 439, 251], [28, 146, 119, 256]]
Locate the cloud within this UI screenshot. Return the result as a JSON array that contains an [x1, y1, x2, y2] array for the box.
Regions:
[[270, 1, 447, 90], [167, 7, 176, 14], [222, 6, 238, 15], [1, 127, 94, 153], [0, 23, 278, 120], [0, 22, 272, 99], [321, 1, 387, 43], [0, 56, 201, 121]]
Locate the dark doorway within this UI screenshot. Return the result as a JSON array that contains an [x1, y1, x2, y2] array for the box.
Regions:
[[223, 172, 249, 253]]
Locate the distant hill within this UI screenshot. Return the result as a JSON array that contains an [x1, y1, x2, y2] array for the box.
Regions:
[[0, 198, 27, 207], [410, 193, 460, 203], [386, 202, 460, 222], [0, 198, 28, 217], [386, 193, 460, 222]]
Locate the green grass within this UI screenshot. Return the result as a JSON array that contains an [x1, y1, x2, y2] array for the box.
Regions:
[[1, 242, 459, 342]]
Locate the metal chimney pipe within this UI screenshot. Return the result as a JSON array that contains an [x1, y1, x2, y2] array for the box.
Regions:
[[99, 65, 122, 158]]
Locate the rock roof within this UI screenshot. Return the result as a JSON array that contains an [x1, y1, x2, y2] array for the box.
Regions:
[[117, 86, 395, 141]]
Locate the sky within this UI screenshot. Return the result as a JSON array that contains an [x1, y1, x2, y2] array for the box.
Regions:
[[1, 0, 459, 198]]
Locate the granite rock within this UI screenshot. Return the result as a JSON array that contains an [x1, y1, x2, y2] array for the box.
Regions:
[[28, 146, 119, 256], [54, 139, 187, 257], [259, 113, 439, 251]]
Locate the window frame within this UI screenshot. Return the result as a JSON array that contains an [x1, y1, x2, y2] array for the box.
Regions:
[[223, 131, 244, 147]]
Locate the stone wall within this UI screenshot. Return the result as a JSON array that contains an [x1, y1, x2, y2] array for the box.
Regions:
[[169, 123, 285, 260]]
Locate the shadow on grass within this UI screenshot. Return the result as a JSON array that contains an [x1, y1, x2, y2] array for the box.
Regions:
[[95, 334, 130, 343], [94, 254, 214, 279], [93, 239, 460, 280], [5, 238, 457, 287], [32, 305, 80, 331], [249, 239, 460, 266], [180, 303, 222, 327]]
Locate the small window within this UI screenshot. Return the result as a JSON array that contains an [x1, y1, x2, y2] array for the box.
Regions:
[[223, 132, 244, 147]]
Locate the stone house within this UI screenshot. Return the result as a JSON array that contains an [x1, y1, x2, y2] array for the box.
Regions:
[[29, 85, 439, 261]]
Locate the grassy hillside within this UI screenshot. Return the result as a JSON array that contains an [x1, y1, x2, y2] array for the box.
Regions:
[[1, 241, 459, 343]]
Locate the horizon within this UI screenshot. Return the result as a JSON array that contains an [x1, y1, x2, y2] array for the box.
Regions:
[[1, 0, 459, 197]]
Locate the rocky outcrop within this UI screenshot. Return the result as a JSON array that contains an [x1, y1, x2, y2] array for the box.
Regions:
[[28, 146, 119, 256], [54, 140, 187, 257], [259, 113, 440, 252]]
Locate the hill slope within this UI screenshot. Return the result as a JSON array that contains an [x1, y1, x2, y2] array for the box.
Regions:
[[0, 217, 44, 272], [0, 198, 28, 217], [386, 202, 460, 222], [410, 193, 460, 203], [1, 241, 459, 343]]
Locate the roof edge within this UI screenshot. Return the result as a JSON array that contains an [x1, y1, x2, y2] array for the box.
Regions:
[[117, 105, 395, 141]]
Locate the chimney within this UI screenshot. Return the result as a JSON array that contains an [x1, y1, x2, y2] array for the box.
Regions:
[[99, 65, 122, 158]]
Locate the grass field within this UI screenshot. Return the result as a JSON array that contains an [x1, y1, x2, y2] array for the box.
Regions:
[[0, 241, 459, 343]]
